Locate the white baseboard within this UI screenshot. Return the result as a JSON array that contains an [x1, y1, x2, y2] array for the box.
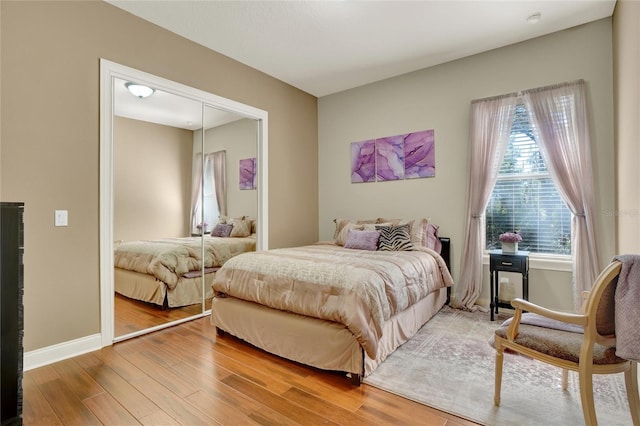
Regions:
[[24, 334, 103, 371]]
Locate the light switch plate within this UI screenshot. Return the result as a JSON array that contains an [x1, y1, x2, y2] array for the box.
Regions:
[[55, 210, 68, 227]]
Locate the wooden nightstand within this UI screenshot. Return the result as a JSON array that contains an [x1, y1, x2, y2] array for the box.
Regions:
[[489, 250, 529, 321]]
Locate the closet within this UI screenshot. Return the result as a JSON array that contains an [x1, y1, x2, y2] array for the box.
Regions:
[[101, 60, 268, 343]]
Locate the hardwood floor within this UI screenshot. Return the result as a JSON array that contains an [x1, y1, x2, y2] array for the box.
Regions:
[[24, 317, 479, 425], [114, 294, 213, 337]]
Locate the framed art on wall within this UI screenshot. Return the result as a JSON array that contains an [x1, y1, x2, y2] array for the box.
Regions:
[[350, 129, 435, 183], [239, 157, 256, 190], [351, 140, 376, 183]]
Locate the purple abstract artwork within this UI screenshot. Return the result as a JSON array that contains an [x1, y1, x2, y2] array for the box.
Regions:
[[376, 136, 405, 181], [351, 140, 376, 183], [239, 158, 256, 190], [350, 128, 435, 184], [404, 129, 435, 178]]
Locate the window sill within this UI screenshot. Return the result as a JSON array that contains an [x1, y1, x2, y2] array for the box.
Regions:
[[483, 251, 572, 272]]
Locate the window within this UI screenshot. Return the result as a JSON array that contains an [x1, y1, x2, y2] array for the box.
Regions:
[[201, 154, 221, 230], [485, 104, 571, 255], [192, 153, 220, 234]]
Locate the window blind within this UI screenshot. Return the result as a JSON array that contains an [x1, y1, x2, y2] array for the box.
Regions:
[[486, 104, 572, 255]]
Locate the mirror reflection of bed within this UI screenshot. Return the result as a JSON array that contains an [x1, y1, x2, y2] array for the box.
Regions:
[[113, 82, 258, 339]]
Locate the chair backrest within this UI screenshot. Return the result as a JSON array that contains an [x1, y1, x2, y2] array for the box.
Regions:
[[584, 261, 621, 340], [596, 273, 617, 336]]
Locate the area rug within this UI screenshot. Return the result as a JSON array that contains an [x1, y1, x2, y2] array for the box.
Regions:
[[364, 306, 634, 425]]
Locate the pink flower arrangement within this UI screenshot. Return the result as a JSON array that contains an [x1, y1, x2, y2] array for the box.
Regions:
[[499, 232, 522, 243], [196, 222, 208, 231]]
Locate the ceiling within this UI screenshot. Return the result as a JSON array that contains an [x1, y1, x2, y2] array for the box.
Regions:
[[108, 0, 616, 98], [114, 78, 243, 131]]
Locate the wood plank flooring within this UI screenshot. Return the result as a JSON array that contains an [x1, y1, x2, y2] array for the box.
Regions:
[[114, 293, 212, 337], [24, 317, 479, 425]]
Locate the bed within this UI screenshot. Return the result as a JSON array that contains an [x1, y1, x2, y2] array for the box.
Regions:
[[114, 234, 256, 308], [210, 217, 453, 384]]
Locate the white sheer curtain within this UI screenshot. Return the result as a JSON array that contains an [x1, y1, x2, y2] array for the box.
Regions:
[[453, 94, 518, 310], [190, 153, 203, 234], [212, 150, 227, 218], [190, 150, 227, 234], [522, 80, 600, 310]]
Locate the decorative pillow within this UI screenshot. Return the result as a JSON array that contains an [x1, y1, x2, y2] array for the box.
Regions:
[[408, 218, 429, 247], [363, 222, 391, 231], [375, 224, 414, 251], [333, 218, 352, 240], [228, 217, 251, 237], [336, 222, 365, 246], [377, 217, 403, 225], [219, 215, 246, 224], [425, 223, 442, 253], [211, 223, 233, 237], [377, 217, 430, 247], [333, 218, 377, 240], [356, 219, 378, 224], [344, 229, 380, 251]]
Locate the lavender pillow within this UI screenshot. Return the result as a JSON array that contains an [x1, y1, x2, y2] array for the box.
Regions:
[[344, 229, 380, 251], [211, 223, 233, 237]]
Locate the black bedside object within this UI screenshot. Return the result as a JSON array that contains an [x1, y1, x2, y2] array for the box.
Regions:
[[489, 250, 529, 321]]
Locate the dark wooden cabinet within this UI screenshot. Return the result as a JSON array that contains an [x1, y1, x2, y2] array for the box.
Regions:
[[1, 202, 24, 425]]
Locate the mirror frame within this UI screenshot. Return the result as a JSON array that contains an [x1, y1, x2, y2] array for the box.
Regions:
[[99, 59, 268, 346]]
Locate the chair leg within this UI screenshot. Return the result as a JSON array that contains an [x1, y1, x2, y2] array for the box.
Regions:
[[578, 362, 597, 426], [494, 337, 504, 406], [562, 369, 569, 391], [624, 361, 640, 425]]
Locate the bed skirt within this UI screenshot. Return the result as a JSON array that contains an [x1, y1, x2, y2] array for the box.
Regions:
[[211, 287, 447, 378], [115, 267, 215, 308]]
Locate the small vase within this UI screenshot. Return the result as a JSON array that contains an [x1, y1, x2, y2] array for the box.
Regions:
[[501, 242, 518, 254]]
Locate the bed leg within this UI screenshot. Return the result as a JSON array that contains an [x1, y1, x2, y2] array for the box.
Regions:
[[349, 373, 362, 386], [162, 294, 169, 310], [215, 327, 225, 337]]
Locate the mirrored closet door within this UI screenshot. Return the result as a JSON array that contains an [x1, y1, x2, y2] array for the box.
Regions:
[[198, 104, 259, 314], [107, 69, 263, 342]]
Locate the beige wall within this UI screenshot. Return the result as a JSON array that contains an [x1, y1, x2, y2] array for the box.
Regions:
[[0, 2, 2, 199], [613, 0, 640, 254], [0, 1, 318, 351], [114, 117, 192, 242], [200, 119, 258, 221], [318, 19, 614, 312]]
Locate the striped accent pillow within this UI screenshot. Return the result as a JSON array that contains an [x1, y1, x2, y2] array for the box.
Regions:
[[375, 224, 414, 251]]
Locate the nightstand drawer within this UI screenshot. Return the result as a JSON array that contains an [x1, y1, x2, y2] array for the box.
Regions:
[[490, 255, 525, 272]]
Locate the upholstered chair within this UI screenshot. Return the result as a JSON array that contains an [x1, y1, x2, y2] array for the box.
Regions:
[[492, 260, 640, 426]]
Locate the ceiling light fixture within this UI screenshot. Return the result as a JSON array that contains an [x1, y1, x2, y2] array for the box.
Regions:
[[526, 13, 541, 25], [125, 82, 155, 98]]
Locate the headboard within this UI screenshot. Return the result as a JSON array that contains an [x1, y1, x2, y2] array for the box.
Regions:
[[438, 236, 452, 305], [438, 237, 451, 272]]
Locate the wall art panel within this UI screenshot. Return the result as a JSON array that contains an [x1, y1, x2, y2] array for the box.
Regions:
[[350, 140, 376, 183], [350, 129, 435, 184], [376, 136, 405, 181], [239, 157, 256, 190], [404, 129, 435, 179]]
